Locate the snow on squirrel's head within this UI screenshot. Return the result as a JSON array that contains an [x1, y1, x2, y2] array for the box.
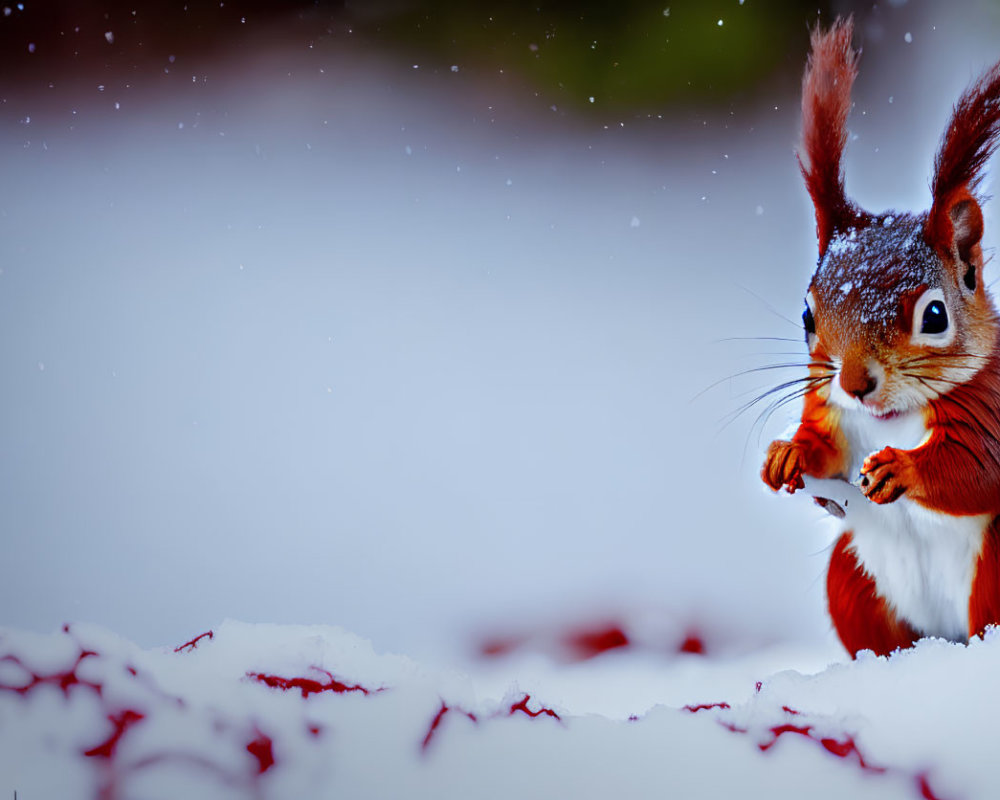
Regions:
[[797, 16, 1000, 418]]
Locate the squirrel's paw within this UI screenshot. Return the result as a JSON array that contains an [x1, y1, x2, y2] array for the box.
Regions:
[[859, 447, 913, 504], [762, 439, 806, 494]]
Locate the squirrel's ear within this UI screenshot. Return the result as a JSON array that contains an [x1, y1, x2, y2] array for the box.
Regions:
[[927, 189, 984, 264], [799, 17, 865, 258], [926, 59, 1000, 258], [948, 193, 984, 264]]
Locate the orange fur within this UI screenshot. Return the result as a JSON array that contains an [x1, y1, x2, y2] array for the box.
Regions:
[[761, 389, 846, 492], [903, 348, 1000, 515], [969, 520, 1000, 638], [799, 18, 867, 256], [826, 533, 921, 658]]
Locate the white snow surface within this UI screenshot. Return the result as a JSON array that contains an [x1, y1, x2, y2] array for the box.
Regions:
[[3, 619, 996, 800]]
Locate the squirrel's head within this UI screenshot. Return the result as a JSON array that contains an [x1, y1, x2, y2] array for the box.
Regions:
[[808, 212, 995, 417], [798, 18, 1000, 417]]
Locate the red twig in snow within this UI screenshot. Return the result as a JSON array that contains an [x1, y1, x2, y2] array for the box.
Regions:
[[421, 701, 479, 752], [173, 631, 214, 653], [246, 668, 374, 697], [509, 694, 560, 720]]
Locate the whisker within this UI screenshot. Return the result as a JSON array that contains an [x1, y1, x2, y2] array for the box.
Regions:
[[909, 376, 989, 432], [904, 372, 961, 385], [984, 250, 998, 287], [910, 382, 993, 466], [713, 336, 806, 344], [723, 374, 830, 403], [740, 384, 818, 469], [754, 385, 815, 441], [731, 282, 804, 330], [899, 351, 990, 367], [718, 375, 826, 424], [913, 374, 996, 428], [904, 372, 975, 390], [718, 375, 829, 431], [694, 362, 833, 403], [724, 351, 834, 360]]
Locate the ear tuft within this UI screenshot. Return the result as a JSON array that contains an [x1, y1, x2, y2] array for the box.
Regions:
[[799, 17, 867, 257], [926, 58, 1000, 256]]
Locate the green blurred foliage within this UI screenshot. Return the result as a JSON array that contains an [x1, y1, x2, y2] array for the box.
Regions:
[[0, 0, 835, 111], [357, 0, 834, 111]]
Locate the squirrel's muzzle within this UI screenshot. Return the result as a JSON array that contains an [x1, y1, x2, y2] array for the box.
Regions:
[[839, 357, 877, 400]]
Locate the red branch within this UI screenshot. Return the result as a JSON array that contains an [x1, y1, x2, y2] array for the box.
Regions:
[[509, 694, 560, 720], [758, 712, 885, 774], [174, 631, 214, 653], [422, 703, 450, 750], [759, 723, 816, 751], [247, 668, 374, 697], [677, 701, 945, 800], [748, 707, 942, 799], [421, 702, 479, 752], [683, 702, 731, 713], [423, 693, 561, 753], [918, 773, 946, 800]]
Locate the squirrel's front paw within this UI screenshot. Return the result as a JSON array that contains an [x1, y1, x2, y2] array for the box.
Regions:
[[859, 447, 914, 504], [762, 440, 806, 494]]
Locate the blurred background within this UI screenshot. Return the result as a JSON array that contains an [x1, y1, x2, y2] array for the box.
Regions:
[[2, 0, 1000, 664]]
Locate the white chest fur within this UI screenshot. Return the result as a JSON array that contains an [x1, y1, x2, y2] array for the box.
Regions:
[[805, 408, 990, 642]]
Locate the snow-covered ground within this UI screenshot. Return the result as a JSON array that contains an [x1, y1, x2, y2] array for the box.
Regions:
[[3, 1, 1000, 797], [3, 620, 1000, 799]]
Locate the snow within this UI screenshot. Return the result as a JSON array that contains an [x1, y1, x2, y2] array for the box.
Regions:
[[2, 3, 1000, 798], [816, 215, 941, 329], [4, 619, 995, 799]]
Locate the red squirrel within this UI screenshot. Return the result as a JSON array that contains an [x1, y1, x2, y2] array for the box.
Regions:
[[761, 17, 1000, 657]]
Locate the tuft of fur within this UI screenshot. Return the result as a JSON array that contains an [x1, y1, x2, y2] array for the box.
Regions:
[[926, 60, 1000, 253], [799, 17, 868, 256]]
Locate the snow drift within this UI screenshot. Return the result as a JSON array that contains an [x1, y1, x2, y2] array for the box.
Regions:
[[2, 620, 995, 799]]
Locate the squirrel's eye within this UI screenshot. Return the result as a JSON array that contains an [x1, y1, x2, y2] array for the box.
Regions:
[[911, 289, 954, 346], [920, 300, 948, 335], [802, 305, 816, 335]]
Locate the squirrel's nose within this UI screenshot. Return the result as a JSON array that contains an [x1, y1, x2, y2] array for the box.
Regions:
[[840, 361, 877, 400]]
